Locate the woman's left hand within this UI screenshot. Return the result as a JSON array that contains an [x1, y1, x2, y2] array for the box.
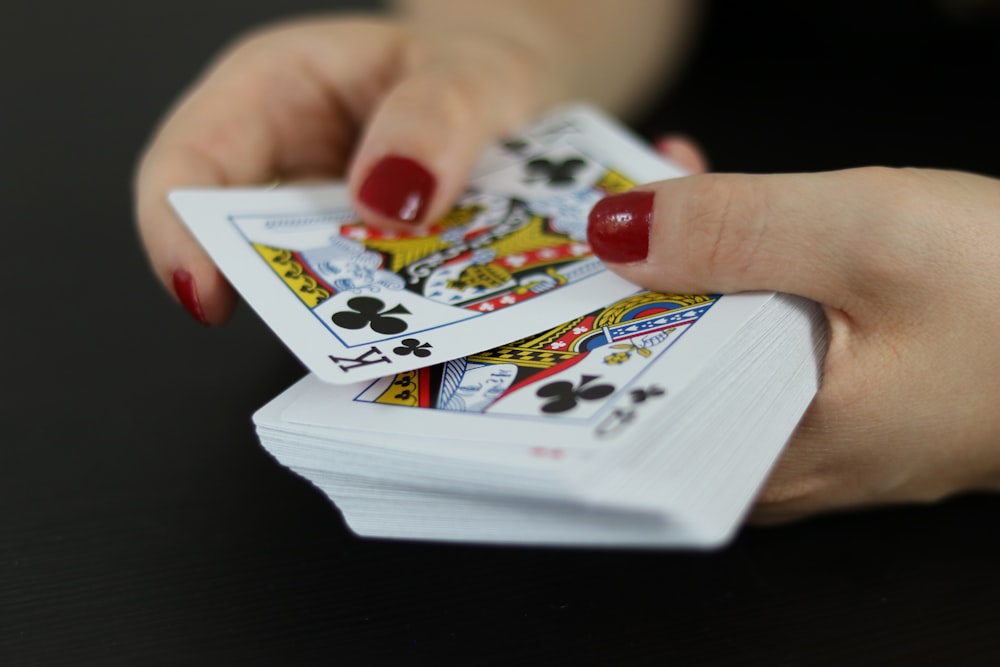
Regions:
[[588, 163, 1000, 523]]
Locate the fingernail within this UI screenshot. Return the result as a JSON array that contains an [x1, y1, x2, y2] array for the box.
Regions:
[[172, 269, 209, 325], [587, 190, 653, 264], [358, 155, 436, 224]]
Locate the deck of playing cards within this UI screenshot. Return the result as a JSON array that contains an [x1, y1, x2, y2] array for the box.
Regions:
[[171, 104, 828, 548]]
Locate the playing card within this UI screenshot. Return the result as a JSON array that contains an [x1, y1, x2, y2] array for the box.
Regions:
[[275, 290, 781, 470], [170, 104, 689, 384], [260, 286, 826, 547]]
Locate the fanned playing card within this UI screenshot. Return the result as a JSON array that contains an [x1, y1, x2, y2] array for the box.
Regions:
[[170, 104, 688, 384], [256, 289, 827, 546], [283, 290, 733, 445]]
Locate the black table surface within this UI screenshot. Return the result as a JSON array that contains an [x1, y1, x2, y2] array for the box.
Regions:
[[4, 1, 1000, 664]]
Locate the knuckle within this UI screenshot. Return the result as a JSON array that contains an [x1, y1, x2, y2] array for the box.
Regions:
[[426, 73, 484, 127], [386, 70, 487, 140], [681, 175, 763, 285], [441, 80, 479, 122], [400, 37, 523, 131]]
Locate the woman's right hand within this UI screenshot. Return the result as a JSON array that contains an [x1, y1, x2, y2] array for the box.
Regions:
[[133, 2, 697, 324], [134, 16, 561, 324]]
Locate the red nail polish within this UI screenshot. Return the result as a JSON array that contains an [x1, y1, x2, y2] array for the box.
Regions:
[[587, 190, 654, 263], [358, 155, 436, 224], [172, 269, 209, 325]]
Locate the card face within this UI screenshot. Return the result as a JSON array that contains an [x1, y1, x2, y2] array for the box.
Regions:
[[354, 291, 719, 424], [272, 290, 775, 470], [171, 104, 687, 384]]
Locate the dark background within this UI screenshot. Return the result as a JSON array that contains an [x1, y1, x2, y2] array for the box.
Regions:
[[3, 1, 1000, 664]]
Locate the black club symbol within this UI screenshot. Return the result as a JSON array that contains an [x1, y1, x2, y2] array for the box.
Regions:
[[331, 296, 411, 335], [523, 157, 588, 187], [536, 374, 616, 414], [393, 339, 432, 358], [629, 386, 666, 404]]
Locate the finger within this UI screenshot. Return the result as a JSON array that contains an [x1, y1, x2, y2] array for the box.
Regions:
[[134, 26, 361, 324], [586, 168, 903, 307], [136, 140, 269, 325], [654, 134, 710, 175], [347, 43, 543, 231], [135, 71, 282, 324], [136, 147, 239, 325]]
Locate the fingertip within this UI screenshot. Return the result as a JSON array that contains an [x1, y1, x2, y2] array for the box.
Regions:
[[139, 194, 238, 326], [353, 154, 439, 229], [169, 265, 237, 326], [655, 134, 710, 175], [586, 178, 719, 295], [172, 268, 209, 325], [587, 190, 654, 264]]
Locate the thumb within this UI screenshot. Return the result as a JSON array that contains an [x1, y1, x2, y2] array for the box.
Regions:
[[586, 169, 883, 305]]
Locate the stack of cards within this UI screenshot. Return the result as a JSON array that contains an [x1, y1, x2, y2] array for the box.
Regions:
[[171, 105, 828, 548]]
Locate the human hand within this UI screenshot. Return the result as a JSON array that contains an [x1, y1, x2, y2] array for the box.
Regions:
[[134, 2, 698, 325], [133, 16, 562, 324], [587, 165, 1000, 523]]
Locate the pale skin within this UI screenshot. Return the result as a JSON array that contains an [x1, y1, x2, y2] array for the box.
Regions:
[[134, 0, 699, 324], [600, 167, 1000, 523], [134, 0, 1000, 523]]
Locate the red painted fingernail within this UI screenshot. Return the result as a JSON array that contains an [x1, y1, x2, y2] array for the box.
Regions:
[[587, 190, 654, 264], [358, 155, 436, 224], [172, 269, 209, 325]]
